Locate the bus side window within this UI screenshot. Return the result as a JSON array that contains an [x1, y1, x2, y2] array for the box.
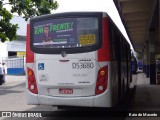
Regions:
[[110, 25, 121, 61], [111, 28, 116, 60], [120, 37, 125, 62], [115, 32, 121, 61]]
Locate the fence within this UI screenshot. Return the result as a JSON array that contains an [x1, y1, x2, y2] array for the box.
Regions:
[[2, 56, 25, 75]]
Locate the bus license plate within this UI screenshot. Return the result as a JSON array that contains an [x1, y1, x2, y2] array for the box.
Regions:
[[59, 89, 73, 94]]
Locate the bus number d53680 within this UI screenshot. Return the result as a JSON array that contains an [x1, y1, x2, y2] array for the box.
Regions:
[[72, 62, 94, 69]]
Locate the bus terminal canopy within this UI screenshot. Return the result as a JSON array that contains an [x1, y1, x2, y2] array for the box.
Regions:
[[113, 0, 159, 53]]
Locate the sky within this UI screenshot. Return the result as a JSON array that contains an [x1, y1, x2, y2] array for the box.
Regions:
[[3, 0, 134, 51], [10, 16, 27, 36]]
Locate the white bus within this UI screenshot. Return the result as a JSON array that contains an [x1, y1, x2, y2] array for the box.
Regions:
[[26, 12, 131, 108]]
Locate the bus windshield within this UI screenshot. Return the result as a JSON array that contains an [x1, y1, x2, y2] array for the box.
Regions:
[[33, 17, 99, 49]]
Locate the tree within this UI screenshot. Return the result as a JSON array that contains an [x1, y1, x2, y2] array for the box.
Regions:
[[0, 0, 58, 42]]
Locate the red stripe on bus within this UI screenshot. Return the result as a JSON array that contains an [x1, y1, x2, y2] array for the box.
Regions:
[[98, 17, 110, 62], [26, 24, 34, 63]]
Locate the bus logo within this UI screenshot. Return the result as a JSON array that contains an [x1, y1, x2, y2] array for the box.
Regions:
[[38, 63, 44, 70]]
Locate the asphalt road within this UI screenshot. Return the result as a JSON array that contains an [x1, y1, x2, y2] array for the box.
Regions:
[[0, 75, 130, 120], [0, 81, 127, 120], [0, 74, 160, 120]]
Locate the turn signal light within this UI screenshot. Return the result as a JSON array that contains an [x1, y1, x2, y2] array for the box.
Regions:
[[27, 67, 38, 94], [95, 66, 108, 95], [28, 70, 33, 76], [100, 70, 106, 76]]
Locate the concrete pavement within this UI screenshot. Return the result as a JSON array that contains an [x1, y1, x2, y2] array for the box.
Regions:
[[130, 72, 150, 88], [129, 72, 160, 111], [0, 72, 159, 120], [1, 75, 26, 87], [1, 72, 160, 110], [135, 72, 150, 85]]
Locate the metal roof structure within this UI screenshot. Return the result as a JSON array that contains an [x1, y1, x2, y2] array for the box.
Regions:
[[114, 0, 158, 53]]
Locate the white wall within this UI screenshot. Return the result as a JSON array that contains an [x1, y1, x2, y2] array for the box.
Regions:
[[0, 16, 26, 63], [0, 42, 8, 62], [0, 40, 26, 62], [7, 41, 26, 52]]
